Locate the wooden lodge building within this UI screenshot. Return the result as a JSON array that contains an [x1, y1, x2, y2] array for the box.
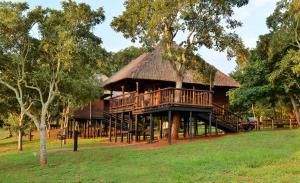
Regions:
[[68, 45, 241, 144]]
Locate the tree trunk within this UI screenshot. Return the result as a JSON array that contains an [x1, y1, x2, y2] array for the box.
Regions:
[[290, 94, 300, 122], [172, 77, 183, 140], [18, 130, 23, 151], [172, 112, 180, 139], [18, 113, 24, 151], [39, 123, 47, 165]]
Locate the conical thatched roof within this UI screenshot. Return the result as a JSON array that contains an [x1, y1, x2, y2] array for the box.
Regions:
[[102, 45, 239, 88]]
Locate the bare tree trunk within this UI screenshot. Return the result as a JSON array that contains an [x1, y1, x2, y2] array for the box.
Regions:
[[290, 94, 300, 122], [18, 130, 23, 151], [18, 113, 24, 151], [39, 123, 47, 165]]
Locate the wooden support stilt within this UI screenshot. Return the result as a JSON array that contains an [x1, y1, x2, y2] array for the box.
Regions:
[[271, 119, 274, 130], [127, 119, 130, 144], [130, 114, 133, 142], [289, 119, 292, 129], [150, 113, 154, 144], [84, 121, 87, 138], [135, 115, 138, 142], [87, 121, 90, 138], [109, 116, 112, 142], [94, 120, 98, 138], [159, 116, 163, 140], [194, 120, 198, 136], [121, 113, 124, 143], [209, 112, 212, 135], [100, 120, 103, 138], [189, 111, 192, 141], [168, 110, 172, 145], [215, 118, 218, 135], [114, 114, 117, 143]]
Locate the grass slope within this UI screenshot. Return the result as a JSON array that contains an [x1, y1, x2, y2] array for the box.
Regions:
[[1, 130, 300, 183]]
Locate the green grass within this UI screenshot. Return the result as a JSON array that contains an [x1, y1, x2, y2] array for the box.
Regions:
[[1, 130, 300, 183]]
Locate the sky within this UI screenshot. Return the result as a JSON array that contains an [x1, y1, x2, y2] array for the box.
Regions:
[[6, 0, 279, 74]]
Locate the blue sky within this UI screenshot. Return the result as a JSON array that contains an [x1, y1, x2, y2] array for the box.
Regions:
[[7, 0, 278, 74]]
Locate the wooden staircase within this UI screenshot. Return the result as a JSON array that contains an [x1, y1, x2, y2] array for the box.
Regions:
[[197, 103, 241, 133]]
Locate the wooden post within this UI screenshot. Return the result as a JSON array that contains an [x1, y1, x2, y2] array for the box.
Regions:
[[193, 86, 195, 104], [73, 122, 78, 152], [114, 114, 117, 143], [87, 121, 90, 138], [84, 121, 87, 138], [121, 113, 124, 143], [109, 115, 112, 142], [136, 82, 139, 93], [135, 115, 138, 142], [93, 121, 96, 138], [215, 118, 218, 135], [100, 120, 103, 138], [272, 119, 274, 130], [150, 113, 154, 144], [159, 116, 163, 140], [204, 123, 208, 136], [168, 110, 172, 145], [189, 111, 192, 141], [290, 119, 292, 129], [209, 112, 212, 135]]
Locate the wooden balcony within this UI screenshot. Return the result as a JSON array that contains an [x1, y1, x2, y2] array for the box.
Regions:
[[109, 88, 213, 114]]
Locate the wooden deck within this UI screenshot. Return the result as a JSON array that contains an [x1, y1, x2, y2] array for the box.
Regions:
[[109, 88, 213, 114]]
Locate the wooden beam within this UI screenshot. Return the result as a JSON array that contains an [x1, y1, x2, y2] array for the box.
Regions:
[[121, 113, 124, 143], [109, 115, 112, 142], [100, 120, 103, 138], [189, 111, 192, 141], [135, 115, 138, 142], [209, 112, 212, 135], [150, 113, 154, 144], [168, 110, 172, 145], [136, 81, 139, 93], [114, 114, 117, 143], [159, 115, 163, 140]]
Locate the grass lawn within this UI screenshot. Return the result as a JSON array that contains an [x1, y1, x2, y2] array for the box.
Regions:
[[1, 129, 300, 183]]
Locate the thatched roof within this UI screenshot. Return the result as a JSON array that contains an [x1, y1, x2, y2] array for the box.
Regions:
[[102, 45, 239, 88]]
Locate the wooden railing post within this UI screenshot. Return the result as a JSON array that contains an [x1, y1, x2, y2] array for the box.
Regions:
[[192, 86, 195, 105]]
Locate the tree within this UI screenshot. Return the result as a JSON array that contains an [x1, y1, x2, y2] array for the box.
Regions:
[[266, 0, 300, 121], [0, 1, 104, 165], [98, 46, 148, 77], [111, 0, 248, 139], [229, 0, 300, 121]]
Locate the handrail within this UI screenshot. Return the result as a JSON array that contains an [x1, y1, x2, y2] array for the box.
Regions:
[[109, 88, 213, 112], [212, 103, 241, 131]]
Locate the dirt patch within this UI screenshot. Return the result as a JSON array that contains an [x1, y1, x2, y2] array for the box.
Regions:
[[47, 134, 226, 153]]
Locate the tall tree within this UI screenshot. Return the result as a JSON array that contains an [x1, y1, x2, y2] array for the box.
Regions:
[[111, 0, 248, 139], [0, 1, 104, 165], [267, 0, 300, 121], [229, 0, 300, 121], [97, 46, 148, 77]]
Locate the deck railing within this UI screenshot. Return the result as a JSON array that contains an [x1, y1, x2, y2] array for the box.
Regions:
[[109, 88, 212, 112], [212, 103, 241, 130]]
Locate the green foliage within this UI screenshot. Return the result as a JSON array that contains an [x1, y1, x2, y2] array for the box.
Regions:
[[229, 0, 300, 119], [111, 0, 248, 84], [0, 1, 106, 122], [98, 46, 148, 77]]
